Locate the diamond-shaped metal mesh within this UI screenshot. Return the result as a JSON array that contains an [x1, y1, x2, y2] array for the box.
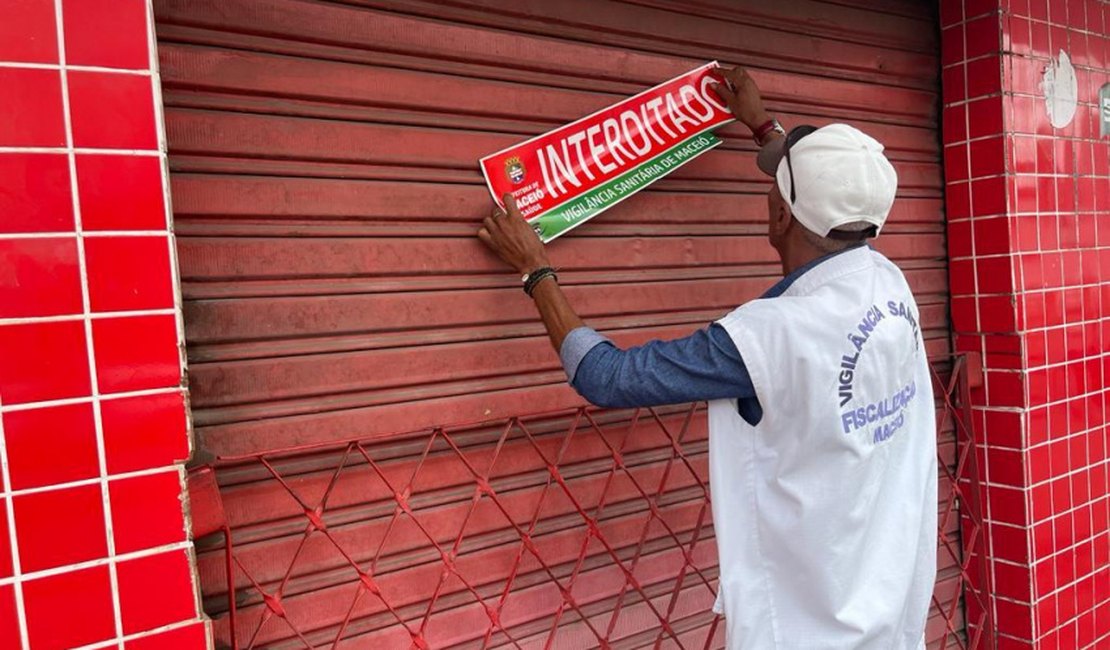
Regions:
[[192, 355, 993, 649]]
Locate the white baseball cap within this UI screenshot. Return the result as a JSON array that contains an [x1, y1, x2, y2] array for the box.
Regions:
[[756, 123, 898, 239]]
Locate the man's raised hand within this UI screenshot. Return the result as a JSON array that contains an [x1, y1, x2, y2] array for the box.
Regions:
[[711, 66, 772, 131], [478, 194, 552, 275]]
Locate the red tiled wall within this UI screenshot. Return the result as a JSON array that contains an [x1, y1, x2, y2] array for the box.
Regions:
[[0, 0, 205, 648], [941, 0, 1110, 648]]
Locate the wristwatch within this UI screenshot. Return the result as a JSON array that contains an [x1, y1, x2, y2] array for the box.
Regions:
[[753, 118, 785, 146]]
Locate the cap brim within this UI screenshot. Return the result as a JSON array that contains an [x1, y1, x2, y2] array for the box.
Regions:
[[756, 137, 786, 176]]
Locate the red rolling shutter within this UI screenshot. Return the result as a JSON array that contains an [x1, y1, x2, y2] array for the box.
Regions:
[[155, 1, 960, 647]]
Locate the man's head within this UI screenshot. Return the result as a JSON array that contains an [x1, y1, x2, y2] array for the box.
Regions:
[[758, 124, 898, 261]]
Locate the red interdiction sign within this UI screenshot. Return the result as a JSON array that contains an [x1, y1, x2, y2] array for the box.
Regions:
[[480, 62, 735, 242]]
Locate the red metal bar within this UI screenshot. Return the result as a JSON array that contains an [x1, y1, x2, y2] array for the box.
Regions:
[[192, 355, 993, 649]]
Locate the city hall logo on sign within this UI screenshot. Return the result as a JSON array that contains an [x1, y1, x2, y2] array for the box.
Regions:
[[505, 157, 526, 184]]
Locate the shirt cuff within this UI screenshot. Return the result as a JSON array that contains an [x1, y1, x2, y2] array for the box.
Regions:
[[559, 327, 611, 383]]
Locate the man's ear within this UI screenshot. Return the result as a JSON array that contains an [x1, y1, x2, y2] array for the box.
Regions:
[[772, 200, 793, 237]]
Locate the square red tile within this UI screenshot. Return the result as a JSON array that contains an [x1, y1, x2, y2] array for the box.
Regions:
[[990, 484, 1028, 524], [979, 292, 1019, 329], [942, 102, 967, 143], [949, 258, 976, 296], [85, 236, 173, 312], [970, 136, 1007, 178], [92, 315, 180, 394], [0, 68, 65, 146], [1078, 177, 1099, 215], [67, 71, 156, 150], [110, 470, 186, 554], [62, 0, 149, 70], [996, 592, 1034, 638], [944, 144, 970, 182], [950, 295, 978, 333], [986, 407, 1025, 447], [14, 484, 107, 572], [0, 154, 73, 234], [125, 622, 207, 650], [76, 154, 166, 231], [977, 254, 1015, 294], [1057, 181, 1078, 221], [948, 181, 972, 221], [1034, 135, 1052, 174], [102, 391, 189, 474], [3, 402, 99, 490], [1007, 14, 1033, 54], [1053, 138, 1075, 174], [1007, 209, 1037, 250], [1030, 21, 1051, 59], [1024, 292, 1048, 334], [0, 0, 57, 63], [996, 558, 1033, 602], [1075, 503, 1093, 541], [1089, 422, 1106, 463], [24, 565, 115, 650], [941, 25, 965, 67], [1021, 253, 1045, 292], [1063, 288, 1084, 323], [0, 320, 90, 405], [947, 218, 973, 257], [971, 177, 1009, 220], [1025, 324, 1048, 365], [1075, 139, 1096, 176], [1057, 214, 1077, 250], [1010, 137, 1038, 175], [117, 550, 197, 635], [0, 585, 20, 650], [0, 237, 82, 318], [968, 96, 1006, 139], [939, 0, 962, 28], [972, 14, 1007, 58], [991, 446, 1028, 486], [967, 55, 1003, 98]]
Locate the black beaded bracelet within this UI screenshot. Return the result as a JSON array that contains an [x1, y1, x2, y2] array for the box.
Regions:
[[523, 267, 558, 296]]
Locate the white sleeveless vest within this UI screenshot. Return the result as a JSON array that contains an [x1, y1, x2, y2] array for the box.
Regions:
[[709, 246, 937, 649]]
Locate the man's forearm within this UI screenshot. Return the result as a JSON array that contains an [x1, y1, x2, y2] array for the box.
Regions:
[[529, 277, 584, 352]]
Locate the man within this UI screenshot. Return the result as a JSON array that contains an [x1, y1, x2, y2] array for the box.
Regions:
[[478, 67, 938, 650]]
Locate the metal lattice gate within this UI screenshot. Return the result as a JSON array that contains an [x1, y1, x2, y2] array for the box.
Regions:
[[188, 356, 994, 649]]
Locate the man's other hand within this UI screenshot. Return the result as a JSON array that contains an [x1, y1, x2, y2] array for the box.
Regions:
[[711, 66, 772, 131], [478, 194, 552, 275]]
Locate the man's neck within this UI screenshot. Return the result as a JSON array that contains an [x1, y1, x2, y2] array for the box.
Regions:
[[781, 243, 862, 277], [781, 247, 828, 276]]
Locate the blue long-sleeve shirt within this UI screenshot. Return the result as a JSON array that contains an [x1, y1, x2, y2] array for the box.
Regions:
[[559, 245, 865, 426]]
